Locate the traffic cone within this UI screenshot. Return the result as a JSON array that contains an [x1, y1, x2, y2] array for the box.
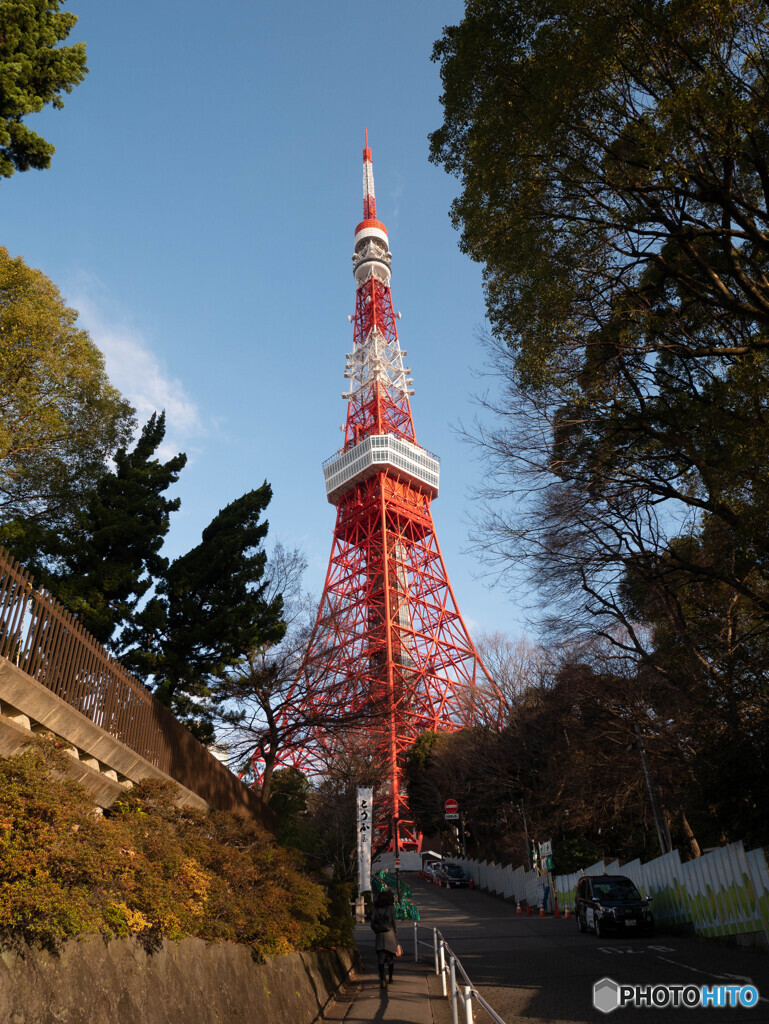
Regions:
[[516, 899, 522, 915], [539, 904, 546, 917], [554, 900, 560, 918], [564, 903, 572, 919], [526, 902, 531, 916]]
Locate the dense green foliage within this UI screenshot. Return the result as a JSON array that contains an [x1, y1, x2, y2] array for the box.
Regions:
[[0, 0, 87, 178], [125, 485, 286, 740], [14, 413, 186, 645], [0, 742, 336, 958], [0, 248, 135, 536], [431, 0, 769, 379], [430, 0, 769, 845]]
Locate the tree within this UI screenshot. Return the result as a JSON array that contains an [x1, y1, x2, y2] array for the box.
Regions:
[[211, 543, 389, 802], [20, 413, 186, 646], [0, 0, 87, 179], [431, 1, 769, 844], [431, 0, 769, 378], [210, 543, 312, 798], [620, 518, 769, 846], [405, 659, 701, 865], [125, 485, 286, 741], [474, 631, 546, 715], [430, 1, 769, 577], [0, 248, 134, 538], [300, 746, 381, 880]]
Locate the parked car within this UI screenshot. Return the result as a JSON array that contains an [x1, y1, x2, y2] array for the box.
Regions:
[[437, 863, 470, 888], [575, 874, 654, 938], [423, 859, 442, 881]]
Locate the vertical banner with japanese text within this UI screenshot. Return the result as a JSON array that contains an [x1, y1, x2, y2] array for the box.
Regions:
[[357, 787, 373, 892]]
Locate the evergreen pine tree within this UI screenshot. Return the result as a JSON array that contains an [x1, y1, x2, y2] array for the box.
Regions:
[[125, 484, 286, 741], [30, 412, 186, 645]]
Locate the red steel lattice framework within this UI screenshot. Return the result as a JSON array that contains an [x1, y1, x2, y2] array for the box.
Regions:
[[285, 134, 501, 852]]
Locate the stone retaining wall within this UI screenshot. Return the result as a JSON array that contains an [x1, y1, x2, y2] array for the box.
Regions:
[[0, 936, 355, 1024]]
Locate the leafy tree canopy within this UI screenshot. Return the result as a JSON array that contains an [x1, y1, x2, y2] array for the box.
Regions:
[[19, 412, 186, 646], [430, 0, 769, 385], [0, 0, 87, 178], [405, 659, 710, 865], [431, 2, 769, 791], [0, 247, 135, 535]]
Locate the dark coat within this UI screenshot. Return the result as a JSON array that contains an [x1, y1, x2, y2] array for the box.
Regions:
[[370, 904, 398, 954]]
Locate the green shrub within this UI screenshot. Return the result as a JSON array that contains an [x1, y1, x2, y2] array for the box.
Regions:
[[322, 881, 355, 947], [0, 742, 336, 959]]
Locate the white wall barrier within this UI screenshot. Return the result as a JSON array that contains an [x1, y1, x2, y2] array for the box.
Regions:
[[452, 840, 769, 941]]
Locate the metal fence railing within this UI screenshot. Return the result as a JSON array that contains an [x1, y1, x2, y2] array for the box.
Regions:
[[0, 544, 270, 824], [408, 920, 507, 1024]]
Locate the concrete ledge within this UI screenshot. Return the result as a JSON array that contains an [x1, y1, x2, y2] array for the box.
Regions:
[[0, 714, 127, 808], [0, 658, 207, 812]]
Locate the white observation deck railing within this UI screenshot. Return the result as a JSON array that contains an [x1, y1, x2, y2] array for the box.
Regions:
[[323, 433, 440, 503]]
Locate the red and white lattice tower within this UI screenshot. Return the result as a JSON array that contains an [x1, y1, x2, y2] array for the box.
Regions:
[[292, 134, 501, 853]]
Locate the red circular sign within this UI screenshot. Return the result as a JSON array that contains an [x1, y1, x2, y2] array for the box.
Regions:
[[444, 799, 459, 814]]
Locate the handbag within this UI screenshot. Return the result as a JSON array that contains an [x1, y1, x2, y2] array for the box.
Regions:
[[395, 944, 403, 957]]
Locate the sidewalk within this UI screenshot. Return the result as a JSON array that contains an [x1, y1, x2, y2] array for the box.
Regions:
[[322, 921, 436, 1023]]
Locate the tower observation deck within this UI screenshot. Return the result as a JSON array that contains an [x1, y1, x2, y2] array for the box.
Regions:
[[278, 133, 502, 854]]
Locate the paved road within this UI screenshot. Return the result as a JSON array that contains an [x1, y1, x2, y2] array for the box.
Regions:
[[406, 876, 769, 1024]]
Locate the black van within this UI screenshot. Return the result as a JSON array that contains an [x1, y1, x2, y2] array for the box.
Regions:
[[575, 874, 654, 937]]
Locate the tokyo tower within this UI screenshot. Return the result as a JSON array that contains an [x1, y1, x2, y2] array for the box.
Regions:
[[292, 134, 501, 853]]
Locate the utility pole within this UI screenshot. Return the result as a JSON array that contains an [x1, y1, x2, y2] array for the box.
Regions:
[[635, 723, 670, 855], [519, 801, 532, 871]]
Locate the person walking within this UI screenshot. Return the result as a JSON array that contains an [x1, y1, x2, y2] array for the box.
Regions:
[[370, 888, 399, 988]]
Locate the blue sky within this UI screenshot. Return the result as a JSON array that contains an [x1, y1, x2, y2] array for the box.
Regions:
[[2, 0, 527, 639]]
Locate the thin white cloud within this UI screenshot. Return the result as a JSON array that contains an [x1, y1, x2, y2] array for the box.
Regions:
[[389, 181, 404, 226], [71, 291, 205, 461]]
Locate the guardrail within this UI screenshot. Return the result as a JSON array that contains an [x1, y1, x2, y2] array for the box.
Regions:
[[0, 544, 271, 823], [407, 920, 507, 1024]]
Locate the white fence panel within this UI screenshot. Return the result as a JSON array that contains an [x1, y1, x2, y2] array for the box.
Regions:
[[618, 858, 644, 891], [555, 868, 581, 911], [503, 864, 515, 898], [495, 862, 508, 895], [490, 862, 505, 895], [746, 848, 769, 937], [585, 860, 607, 875], [445, 841, 769, 940], [640, 849, 690, 927], [487, 860, 497, 891], [470, 858, 480, 887], [525, 868, 540, 908], [681, 841, 767, 937], [511, 865, 527, 903]]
